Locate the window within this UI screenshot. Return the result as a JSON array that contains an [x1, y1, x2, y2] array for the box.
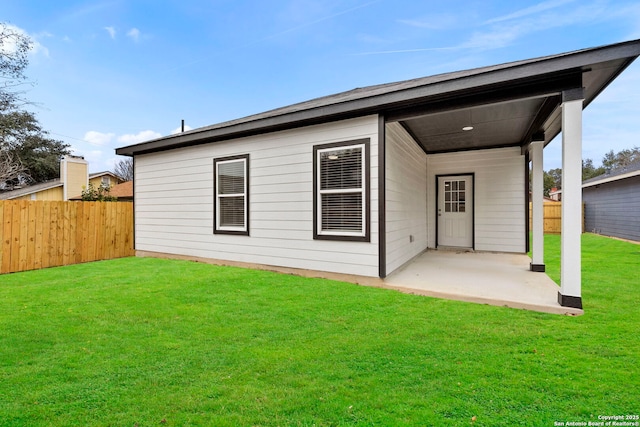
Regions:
[[101, 176, 110, 187], [313, 139, 369, 241], [214, 155, 249, 235], [444, 179, 466, 213]]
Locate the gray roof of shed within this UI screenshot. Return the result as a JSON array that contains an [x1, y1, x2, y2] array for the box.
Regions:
[[116, 39, 640, 156], [583, 160, 640, 188]]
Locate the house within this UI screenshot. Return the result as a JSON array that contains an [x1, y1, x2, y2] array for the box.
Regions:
[[582, 160, 640, 242], [549, 187, 562, 201], [0, 156, 89, 201], [117, 39, 640, 310], [89, 171, 123, 189], [528, 192, 557, 203], [0, 157, 125, 201], [108, 181, 134, 202]]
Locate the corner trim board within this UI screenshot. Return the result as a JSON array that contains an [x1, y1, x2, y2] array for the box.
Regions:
[[378, 115, 387, 278]]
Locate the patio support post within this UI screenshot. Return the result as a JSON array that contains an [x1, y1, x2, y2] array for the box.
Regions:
[[530, 138, 545, 272], [559, 88, 584, 309]]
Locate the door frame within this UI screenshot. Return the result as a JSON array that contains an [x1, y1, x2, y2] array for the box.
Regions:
[[435, 173, 475, 249]]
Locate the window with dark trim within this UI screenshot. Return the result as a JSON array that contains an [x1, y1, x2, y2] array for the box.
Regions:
[[313, 139, 370, 241], [214, 154, 249, 235]]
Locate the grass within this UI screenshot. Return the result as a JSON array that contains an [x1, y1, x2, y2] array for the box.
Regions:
[[0, 234, 638, 426]]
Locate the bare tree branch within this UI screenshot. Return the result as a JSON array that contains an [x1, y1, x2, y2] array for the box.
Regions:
[[114, 157, 134, 181], [1, 22, 33, 112], [0, 149, 29, 189]]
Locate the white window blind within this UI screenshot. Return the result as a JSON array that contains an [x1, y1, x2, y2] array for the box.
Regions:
[[215, 157, 248, 233], [317, 144, 366, 236]]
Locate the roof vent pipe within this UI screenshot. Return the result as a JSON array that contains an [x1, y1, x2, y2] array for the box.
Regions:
[[181, 119, 185, 133]]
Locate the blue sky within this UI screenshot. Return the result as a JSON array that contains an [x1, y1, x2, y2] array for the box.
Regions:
[[3, 0, 640, 173]]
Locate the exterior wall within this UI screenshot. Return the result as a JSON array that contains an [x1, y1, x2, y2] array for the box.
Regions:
[[35, 187, 64, 201], [583, 175, 640, 242], [134, 115, 380, 276], [13, 187, 63, 201], [90, 176, 112, 188], [385, 122, 427, 275], [62, 156, 88, 200], [427, 147, 526, 252]]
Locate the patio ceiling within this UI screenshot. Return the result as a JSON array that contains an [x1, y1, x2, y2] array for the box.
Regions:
[[398, 97, 551, 153], [387, 56, 635, 154]]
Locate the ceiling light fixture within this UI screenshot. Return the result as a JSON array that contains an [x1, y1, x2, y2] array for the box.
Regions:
[[462, 126, 474, 131]]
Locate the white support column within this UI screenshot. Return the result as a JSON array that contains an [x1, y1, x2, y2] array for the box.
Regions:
[[530, 138, 545, 272], [559, 89, 584, 309]]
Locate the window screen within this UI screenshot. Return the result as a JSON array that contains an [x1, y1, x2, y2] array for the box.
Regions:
[[314, 140, 369, 240], [214, 155, 249, 235]]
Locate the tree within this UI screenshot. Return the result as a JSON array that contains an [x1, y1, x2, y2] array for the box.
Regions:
[[1, 23, 70, 189], [602, 147, 640, 171], [80, 182, 117, 201], [582, 158, 605, 181], [542, 171, 556, 197], [542, 168, 563, 196], [0, 23, 32, 111], [1, 110, 70, 186], [113, 157, 133, 181], [0, 149, 28, 188]]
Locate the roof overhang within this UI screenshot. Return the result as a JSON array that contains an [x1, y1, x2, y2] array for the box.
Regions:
[[583, 169, 640, 188], [116, 39, 640, 157], [0, 180, 63, 200]]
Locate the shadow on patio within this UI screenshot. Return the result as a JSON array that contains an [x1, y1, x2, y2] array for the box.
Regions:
[[382, 250, 583, 316]]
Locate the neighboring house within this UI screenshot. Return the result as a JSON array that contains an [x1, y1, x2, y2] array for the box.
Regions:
[[528, 192, 557, 203], [549, 187, 562, 201], [117, 39, 640, 309], [582, 161, 640, 242], [109, 181, 134, 202], [0, 156, 89, 201], [89, 171, 123, 189], [0, 157, 124, 201]]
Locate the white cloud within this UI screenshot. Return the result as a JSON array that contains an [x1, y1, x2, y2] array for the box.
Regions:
[[84, 131, 115, 146], [456, 1, 606, 51], [104, 26, 116, 39], [483, 0, 577, 24], [127, 28, 140, 42], [117, 130, 162, 144], [0, 23, 49, 57], [397, 14, 459, 30], [170, 124, 193, 135]]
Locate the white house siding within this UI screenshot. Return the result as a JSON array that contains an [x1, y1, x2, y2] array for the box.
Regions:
[[426, 147, 525, 252], [134, 115, 380, 277], [385, 122, 428, 275]]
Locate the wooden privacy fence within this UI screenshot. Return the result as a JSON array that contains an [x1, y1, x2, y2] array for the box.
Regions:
[[528, 201, 584, 234], [0, 200, 134, 274]]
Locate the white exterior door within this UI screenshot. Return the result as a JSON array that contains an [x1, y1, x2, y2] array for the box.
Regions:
[[437, 175, 473, 248]]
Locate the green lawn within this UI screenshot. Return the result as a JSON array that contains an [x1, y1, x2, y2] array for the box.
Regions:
[[0, 234, 638, 426]]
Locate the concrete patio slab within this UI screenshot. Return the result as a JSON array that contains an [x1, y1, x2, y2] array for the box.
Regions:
[[139, 250, 583, 316], [383, 250, 583, 316]]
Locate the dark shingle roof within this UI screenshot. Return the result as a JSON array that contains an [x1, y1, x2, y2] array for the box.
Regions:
[[583, 160, 640, 187], [116, 39, 640, 157]]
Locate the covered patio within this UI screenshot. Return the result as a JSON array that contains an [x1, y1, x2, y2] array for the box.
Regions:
[[382, 250, 583, 315], [379, 40, 640, 312]]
